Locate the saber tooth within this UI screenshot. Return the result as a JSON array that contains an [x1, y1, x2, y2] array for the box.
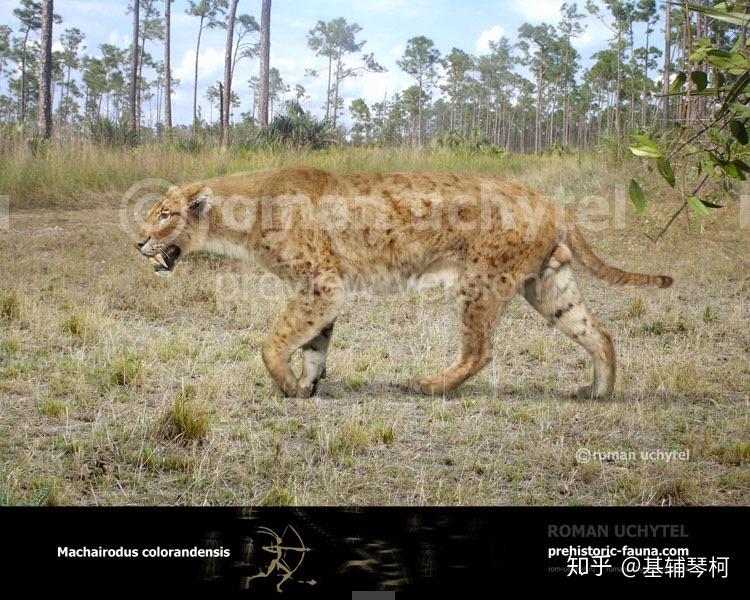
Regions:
[[155, 254, 169, 269]]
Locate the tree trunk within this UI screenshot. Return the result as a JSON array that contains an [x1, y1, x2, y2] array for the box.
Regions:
[[63, 64, 71, 126], [221, 0, 238, 147], [19, 27, 30, 123], [230, 27, 246, 81], [129, 0, 140, 139], [696, 9, 704, 121], [535, 64, 542, 153], [450, 80, 456, 130], [684, 7, 693, 125], [155, 74, 161, 131], [137, 23, 146, 134], [332, 52, 342, 127], [615, 26, 622, 138], [417, 82, 423, 146], [36, 0, 53, 139], [258, 0, 272, 128], [548, 78, 559, 147], [662, 0, 672, 124], [164, 0, 172, 133], [218, 82, 223, 126], [494, 101, 500, 145], [324, 55, 332, 120], [193, 16, 204, 132], [505, 102, 515, 150], [627, 25, 635, 133], [641, 27, 650, 128]]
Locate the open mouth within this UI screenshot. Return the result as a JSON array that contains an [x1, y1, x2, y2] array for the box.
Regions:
[[148, 245, 181, 273]]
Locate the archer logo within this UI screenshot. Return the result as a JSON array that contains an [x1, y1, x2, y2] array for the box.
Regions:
[[243, 525, 316, 592]]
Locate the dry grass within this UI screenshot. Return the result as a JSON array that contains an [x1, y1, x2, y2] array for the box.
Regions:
[[1, 141, 623, 208], [0, 147, 748, 506], [157, 385, 211, 443]]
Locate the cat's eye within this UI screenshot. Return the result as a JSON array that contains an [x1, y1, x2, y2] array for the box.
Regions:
[[158, 211, 171, 221]]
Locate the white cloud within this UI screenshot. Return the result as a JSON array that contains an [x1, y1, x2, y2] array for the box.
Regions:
[[476, 25, 505, 54], [273, 15, 312, 33], [106, 29, 130, 47], [510, 0, 564, 23], [174, 46, 225, 85], [350, 0, 432, 18], [390, 43, 405, 60], [350, 68, 412, 106], [574, 19, 613, 50], [65, 0, 128, 18]]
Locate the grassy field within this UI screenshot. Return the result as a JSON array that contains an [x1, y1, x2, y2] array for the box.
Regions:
[[0, 145, 748, 505]]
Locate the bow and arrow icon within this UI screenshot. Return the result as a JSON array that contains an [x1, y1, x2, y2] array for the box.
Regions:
[[245, 524, 313, 592]]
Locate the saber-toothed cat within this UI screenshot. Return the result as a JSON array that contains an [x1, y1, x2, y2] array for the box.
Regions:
[[135, 167, 672, 398]]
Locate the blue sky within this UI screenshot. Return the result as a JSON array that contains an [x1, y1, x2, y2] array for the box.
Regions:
[[0, 0, 654, 126]]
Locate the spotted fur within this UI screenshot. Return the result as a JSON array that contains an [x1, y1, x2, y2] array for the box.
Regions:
[[136, 167, 673, 399]]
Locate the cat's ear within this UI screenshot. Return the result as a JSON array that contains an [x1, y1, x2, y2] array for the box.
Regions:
[[184, 185, 213, 214]]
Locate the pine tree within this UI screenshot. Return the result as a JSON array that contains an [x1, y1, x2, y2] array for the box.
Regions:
[[186, 0, 227, 132], [36, 0, 53, 139], [397, 36, 440, 146], [258, 0, 271, 127]]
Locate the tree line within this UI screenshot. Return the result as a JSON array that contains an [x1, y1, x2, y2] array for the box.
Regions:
[[0, 0, 744, 152]]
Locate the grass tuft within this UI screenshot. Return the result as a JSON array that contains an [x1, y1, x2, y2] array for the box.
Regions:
[[711, 442, 750, 465], [324, 418, 395, 461], [0, 147, 746, 505], [262, 483, 295, 506], [652, 478, 696, 506], [627, 296, 648, 318], [702, 306, 717, 324], [60, 312, 97, 343], [158, 385, 211, 443], [1, 290, 21, 321], [103, 352, 144, 389], [39, 397, 66, 418]]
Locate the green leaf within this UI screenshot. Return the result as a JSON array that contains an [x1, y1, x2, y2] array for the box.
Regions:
[[702, 158, 721, 178], [717, 71, 750, 117], [729, 103, 750, 119], [716, 71, 726, 93], [629, 146, 661, 158], [729, 119, 748, 144], [669, 71, 687, 93], [628, 179, 646, 214], [687, 195, 710, 218], [630, 134, 658, 147], [705, 49, 750, 73], [656, 157, 676, 187], [659, 87, 732, 98], [691, 71, 708, 92], [724, 161, 746, 180], [684, 2, 750, 27], [628, 134, 662, 158]]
